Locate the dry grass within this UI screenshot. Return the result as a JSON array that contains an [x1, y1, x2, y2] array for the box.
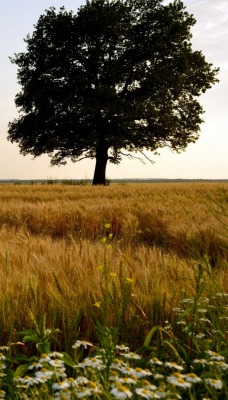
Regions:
[[0, 182, 227, 348]]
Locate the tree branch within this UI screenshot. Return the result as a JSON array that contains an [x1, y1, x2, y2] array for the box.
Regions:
[[71, 155, 94, 162], [120, 150, 155, 165], [137, 150, 156, 164]]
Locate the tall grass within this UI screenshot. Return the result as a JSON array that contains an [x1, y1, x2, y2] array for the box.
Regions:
[[0, 182, 227, 351]]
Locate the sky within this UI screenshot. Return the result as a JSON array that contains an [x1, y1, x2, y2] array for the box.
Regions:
[[0, 0, 227, 180]]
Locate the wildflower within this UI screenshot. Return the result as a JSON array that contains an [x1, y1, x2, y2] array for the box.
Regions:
[[35, 368, 53, 379], [0, 391, 5, 399], [115, 345, 130, 352], [75, 388, 94, 398], [96, 264, 104, 271], [213, 361, 228, 370], [49, 351, 64, 358], [181, 298, 194, 304], [75, 377, 89, 385], [111, 358, 126, 370], [77, 381, 101, 399], [164, 321, 172, 330], [77, 356, 105, 370], [110, 272, 117, 278], [149, 357, 163, 366], [120, 352, 141, 360], [54, 391, 71, 400], [177, 320, 186, 326], [118, 365, 137, 376], [141, 380, 157, 390], [55, 367, 67, 379], [205, 378, 223, 389], [9, 341, 24, 346], [101, 237, 107, 244], [109, 370, 120, 381], [165, 362, 183, 371], [193, 358, 208, 367], [198, 309, 207, 313], [154, 373, 164, 380], [75, 381, 101, 398], [216, 292, 228, 297], [110, 383, 133, 399], [35, 374, 51, 383], [199, 318, 211, 323], [37, 353, 51, 365], [87, 380, 101, 391], [167, 373, 191, 389], [49, 358, 65, 368], [119, 377, 137, 385], [185, 373, 202, 383], [132, 367, 152, 378], [155, 387, 167, 398], [206, 350, 224, 361], [28, 362, 38, 370], [196, 333, 206, 339], [201, 297, 209, 303], [67, 377, 78, 388], [135, 388, 159, 398], [15, 375, 37, 387], [53, 381, 70, 390], [72, 340, 93, 350], [0, 346, 10, 351], [104, 223, 111, 230]]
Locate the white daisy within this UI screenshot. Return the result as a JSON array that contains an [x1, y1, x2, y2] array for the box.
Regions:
[[206, 350, 224, 361], [72, 340, 93, 350], [167, 374, 191, 389], [185, 373, 202, 383], [135, 388, 159, 398], [52, 381, 70, 390], [110, 383, 133, 399], [205, 378, 223, 390], [165, 362, 183, 371]]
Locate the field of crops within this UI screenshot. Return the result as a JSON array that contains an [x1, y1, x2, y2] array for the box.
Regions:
[[0, 182, 227, 399]]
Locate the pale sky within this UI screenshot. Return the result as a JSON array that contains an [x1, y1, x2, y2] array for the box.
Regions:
[[0, 0, 227, 180]]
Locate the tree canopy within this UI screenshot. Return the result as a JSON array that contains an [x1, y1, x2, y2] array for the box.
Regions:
[[8, 0, 219, 184]]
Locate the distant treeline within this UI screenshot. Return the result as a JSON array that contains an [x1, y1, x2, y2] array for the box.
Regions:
[[0, 178, 227, 185]]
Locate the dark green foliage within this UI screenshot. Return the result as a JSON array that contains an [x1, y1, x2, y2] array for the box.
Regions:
[[8, 0, 219, 184]]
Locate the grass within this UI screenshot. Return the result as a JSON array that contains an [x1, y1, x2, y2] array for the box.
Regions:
[[0, 182, 227, 398]]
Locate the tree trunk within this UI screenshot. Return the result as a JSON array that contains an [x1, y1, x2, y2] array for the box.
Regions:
[[92, 141, 109, 185]]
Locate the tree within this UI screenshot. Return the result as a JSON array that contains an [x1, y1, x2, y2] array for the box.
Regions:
[[8, 0, 219, 185]]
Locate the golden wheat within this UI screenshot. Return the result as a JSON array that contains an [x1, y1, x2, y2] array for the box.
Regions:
[[0, 182, 227, 345]]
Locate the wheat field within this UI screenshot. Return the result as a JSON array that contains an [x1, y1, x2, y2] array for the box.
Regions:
[[0, 182, 227, 349]]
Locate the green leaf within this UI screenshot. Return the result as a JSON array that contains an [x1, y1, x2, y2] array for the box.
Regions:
[[14, 363, 30, 378], [8, 354, 31, 363], [23, 334, 40, 343], [143, 325, 160, 347], [19, 329, 35, 336], [61, 352, 76, 368], [36, 341, 50, 354]]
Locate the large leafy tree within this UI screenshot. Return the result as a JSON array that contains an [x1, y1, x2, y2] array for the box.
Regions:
[[8, 0, 219, 185]]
